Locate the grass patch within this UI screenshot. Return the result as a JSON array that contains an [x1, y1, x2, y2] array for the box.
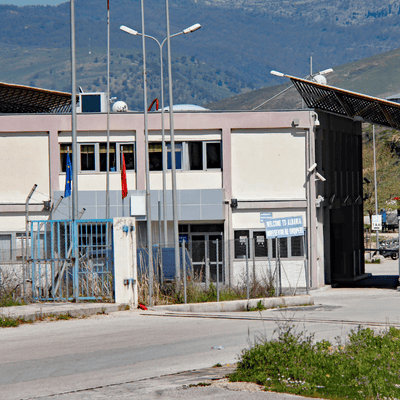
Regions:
[[365, 258, 381, 264], [0, 295, 26, 308], [189, 382, 211, 387], [56, 313, 72, 320], [248, 300, 267, 312], [230, 323, 400, 399], [0, 315, 31, 328]]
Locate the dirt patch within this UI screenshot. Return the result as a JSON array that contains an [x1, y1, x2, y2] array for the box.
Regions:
[[208, 377, 264, 392]]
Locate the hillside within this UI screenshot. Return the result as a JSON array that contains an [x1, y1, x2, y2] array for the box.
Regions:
[[3, 0, 400, 109], [0, 45, 252, 110], [207, 47, 400, 111]]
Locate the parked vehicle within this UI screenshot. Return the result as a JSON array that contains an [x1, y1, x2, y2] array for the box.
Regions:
[[377, 238, 399, 260], [383, 211, 399, 232]]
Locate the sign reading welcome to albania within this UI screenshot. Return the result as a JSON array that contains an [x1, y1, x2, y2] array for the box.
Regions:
[[264, 216, 304, 239]]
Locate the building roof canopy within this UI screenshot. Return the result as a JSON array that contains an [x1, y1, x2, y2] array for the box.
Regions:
[[289, 75, 400, 130], [0, 82, 73, 114]]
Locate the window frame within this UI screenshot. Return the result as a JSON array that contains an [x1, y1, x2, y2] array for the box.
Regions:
[[233, 229, 305, 260], [60, 142, 136, 173], [148, 140, 222, 172]]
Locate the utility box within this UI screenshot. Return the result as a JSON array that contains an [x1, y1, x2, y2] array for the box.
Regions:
[[113, 217, 137, 308]]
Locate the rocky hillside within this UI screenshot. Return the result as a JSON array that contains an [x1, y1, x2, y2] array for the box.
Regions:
[[3, 0, 400, 109]]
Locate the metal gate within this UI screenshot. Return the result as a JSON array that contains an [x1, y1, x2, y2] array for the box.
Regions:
[[30, 219, 114, 301]]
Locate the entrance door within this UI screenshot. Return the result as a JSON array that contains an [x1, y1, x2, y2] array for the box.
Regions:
[[190, 233, 223, 283]]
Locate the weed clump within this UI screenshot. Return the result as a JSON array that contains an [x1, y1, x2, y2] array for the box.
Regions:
[[230, 323, 400, 399]]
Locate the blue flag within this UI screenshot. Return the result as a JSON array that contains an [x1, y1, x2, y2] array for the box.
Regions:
[[64, 152, 72, 198]]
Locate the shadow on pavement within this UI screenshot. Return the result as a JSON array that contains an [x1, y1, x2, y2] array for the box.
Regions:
[[336, 275, 399, 289]]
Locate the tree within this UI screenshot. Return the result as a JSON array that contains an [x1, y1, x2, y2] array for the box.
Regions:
[[363, 125, 400, 221]]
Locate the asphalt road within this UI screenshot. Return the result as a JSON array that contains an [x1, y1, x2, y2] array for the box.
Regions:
[[1, 259, 400, 400]]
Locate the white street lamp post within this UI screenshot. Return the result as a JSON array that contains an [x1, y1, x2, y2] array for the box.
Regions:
[[120, 23, 201, 253]]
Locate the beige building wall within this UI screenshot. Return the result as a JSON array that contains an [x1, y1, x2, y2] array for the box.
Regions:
[[0, 133, 50, 203], [231, 129, 306, 201]]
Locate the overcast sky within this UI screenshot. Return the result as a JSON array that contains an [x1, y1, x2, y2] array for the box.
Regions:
[[1, 0, 66, 5]]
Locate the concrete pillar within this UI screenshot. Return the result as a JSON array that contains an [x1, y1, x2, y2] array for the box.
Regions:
[[113, 217, 137, 308]]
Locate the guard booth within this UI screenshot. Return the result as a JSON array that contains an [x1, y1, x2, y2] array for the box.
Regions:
[[290, 75, 400, 284]]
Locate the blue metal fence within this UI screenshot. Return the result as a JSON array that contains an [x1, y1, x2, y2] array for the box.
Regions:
[[30, 219, 113, 301]]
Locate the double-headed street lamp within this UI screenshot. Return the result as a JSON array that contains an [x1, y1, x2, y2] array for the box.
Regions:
[[120, 23, 201, 271]]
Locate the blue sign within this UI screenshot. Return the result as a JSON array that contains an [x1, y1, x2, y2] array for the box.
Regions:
[[265, 216, 304, 239], [260, 212, 273, 223], [179, 234, 189, 244]]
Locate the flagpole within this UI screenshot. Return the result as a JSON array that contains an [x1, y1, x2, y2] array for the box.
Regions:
[[70, 0, 78, 221], [141, 0, 153, 306], [106, 0, 111, 219]]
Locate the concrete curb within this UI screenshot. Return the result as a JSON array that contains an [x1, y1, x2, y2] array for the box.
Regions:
[[151, 295, 314, 313], [0, 303, 127, 321]]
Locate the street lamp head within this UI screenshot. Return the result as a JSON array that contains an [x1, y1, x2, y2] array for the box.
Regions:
[[270, 70, 285, 77], [120, 25, 138, 36], [183, 23, 201, 34]]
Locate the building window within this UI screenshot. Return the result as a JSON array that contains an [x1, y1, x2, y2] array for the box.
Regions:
[[206, 142, 221, 169], [149, 143, 163, 171], [80, 144, 96, 171], [60, 144, 72, 173], [187, 141, 221, 170], [121, 144, 135, 170], [234, 229, 305, 259], [234, 230, 250, 258], [188, 142, 203, 170], [100, 143, 116, 171], [0, 234, 12, 262], [253, 231, 268, 257], [291, 235, 304, 257], [148, 140, 221, 171], [167, 143, 182, 170], [60, 142, 135, 173]]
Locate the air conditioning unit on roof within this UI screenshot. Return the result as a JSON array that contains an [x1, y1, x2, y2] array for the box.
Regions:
[[77, 92, 107, 113]]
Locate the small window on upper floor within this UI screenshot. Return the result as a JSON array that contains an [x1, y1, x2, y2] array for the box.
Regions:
[[149, 143, 163, 171], [80, 144, 96, 171], [206, 142, 221, 169], [60, 142, 135, 173], [187, 141, 221, 171], [60, 143, 72, 172], [167, 143, 182, 170]]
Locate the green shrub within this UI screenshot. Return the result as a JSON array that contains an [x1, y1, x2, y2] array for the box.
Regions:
[[230, 324, 400, 399]]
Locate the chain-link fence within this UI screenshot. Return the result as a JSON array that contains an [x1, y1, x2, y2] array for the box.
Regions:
[[137, 235, 308, 299]]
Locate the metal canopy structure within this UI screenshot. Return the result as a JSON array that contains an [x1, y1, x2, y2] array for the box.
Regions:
[[0, 82, 73, 114], [288, 75, 400, 130]]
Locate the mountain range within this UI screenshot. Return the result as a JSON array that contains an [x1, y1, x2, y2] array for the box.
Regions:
[[2, 0, 400, 109]]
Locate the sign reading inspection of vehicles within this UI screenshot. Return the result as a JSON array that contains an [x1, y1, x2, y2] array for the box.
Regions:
[[265, 216, 304, 239]]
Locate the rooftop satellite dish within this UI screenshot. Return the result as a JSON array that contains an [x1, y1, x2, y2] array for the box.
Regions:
[[112, 101, 128, 112], [313, 74, 327, 85]]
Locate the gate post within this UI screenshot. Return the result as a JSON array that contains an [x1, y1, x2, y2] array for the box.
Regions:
[[113, 217, 137, 308]]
